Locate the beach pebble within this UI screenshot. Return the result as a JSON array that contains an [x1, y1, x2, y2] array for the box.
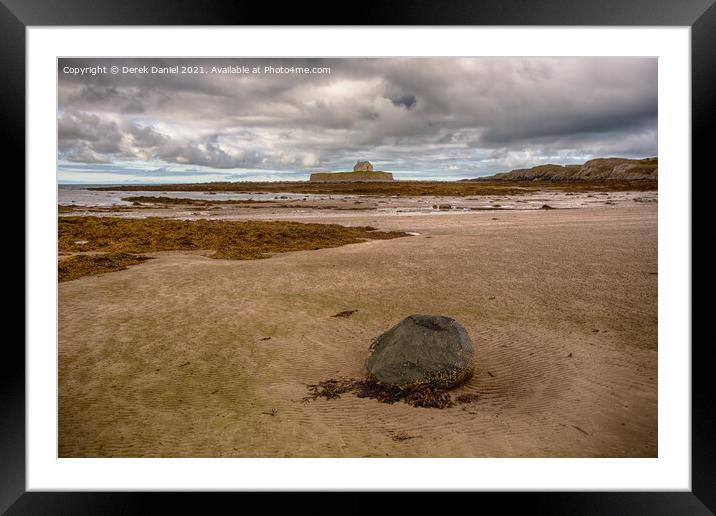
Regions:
[[365, 315, 474, 389]]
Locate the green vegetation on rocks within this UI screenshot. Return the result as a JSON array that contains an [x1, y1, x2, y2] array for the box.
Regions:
[[470, 157, 658, 182], [309, 171, 394, 182]]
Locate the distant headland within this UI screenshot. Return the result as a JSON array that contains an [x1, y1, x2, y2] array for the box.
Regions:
[[463, 157, 657, 182]]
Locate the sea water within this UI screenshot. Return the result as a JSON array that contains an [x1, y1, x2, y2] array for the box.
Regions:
[[57, 185, 336, 206]]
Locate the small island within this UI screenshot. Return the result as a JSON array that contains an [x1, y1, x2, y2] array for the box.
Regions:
[[310, 161, 394, 182]]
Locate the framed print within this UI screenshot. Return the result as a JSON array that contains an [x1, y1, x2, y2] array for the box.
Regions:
[[6, 0, 711, 513]]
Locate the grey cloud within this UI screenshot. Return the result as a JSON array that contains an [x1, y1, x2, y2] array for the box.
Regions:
[[58, 108, 263, 168], [58, 111, 119, 144], [128, 123, 169, 148], [58, 111, 126, 156], [58, 57, 657, 178], [391, 95, 417, 110], [71, 85, 147, 114], [64, 142, 112, 164], [156, 142, 266, 169], [122, 100, 145, 114]]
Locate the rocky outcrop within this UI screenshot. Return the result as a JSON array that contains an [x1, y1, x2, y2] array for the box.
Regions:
[[365, 315, 475, 389], [468, 157, 657, 182], [572, 157, 658, 181], [309, 171, 394, 182]]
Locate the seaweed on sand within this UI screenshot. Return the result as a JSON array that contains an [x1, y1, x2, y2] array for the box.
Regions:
[[455, 393, 480, 404], [58, 253, 152, 282], [59, 217, 408, 260], [302, 377, 455, 409], [58, 217, 408, 281]]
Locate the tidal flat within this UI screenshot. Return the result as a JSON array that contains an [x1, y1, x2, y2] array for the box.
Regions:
[[58, 188, 657, 458]]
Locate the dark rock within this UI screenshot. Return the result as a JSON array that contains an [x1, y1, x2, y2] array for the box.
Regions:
[[365, 315, 474, 389]]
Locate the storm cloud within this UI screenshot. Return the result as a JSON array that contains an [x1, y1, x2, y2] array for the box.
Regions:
[[57, 57, 657, 182]]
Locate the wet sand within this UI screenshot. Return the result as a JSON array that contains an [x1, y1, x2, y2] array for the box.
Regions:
[[58, 201, 657, 457], [59, 189, 658, 220]]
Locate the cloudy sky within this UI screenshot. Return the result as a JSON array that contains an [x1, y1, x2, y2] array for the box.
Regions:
[[57, 57, 657, 184]]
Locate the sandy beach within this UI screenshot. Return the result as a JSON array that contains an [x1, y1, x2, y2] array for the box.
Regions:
[[58, 197, 657, 457]]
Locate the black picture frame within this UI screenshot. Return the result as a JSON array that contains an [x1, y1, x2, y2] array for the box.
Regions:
[[5, 0, 709, 513]]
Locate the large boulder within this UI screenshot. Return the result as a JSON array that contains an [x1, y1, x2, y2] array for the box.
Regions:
[[365, 315, 474, 389]]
